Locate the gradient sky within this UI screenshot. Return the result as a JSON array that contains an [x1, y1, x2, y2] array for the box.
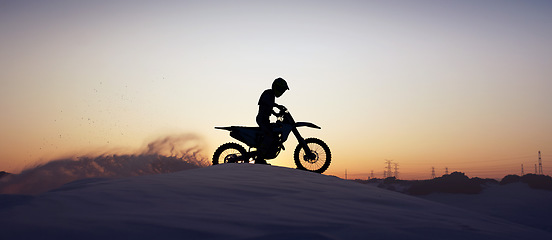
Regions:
[[1, 0, 551, 179]]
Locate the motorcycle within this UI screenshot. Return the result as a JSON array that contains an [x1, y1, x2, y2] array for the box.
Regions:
[[212, 106, 331, 173]]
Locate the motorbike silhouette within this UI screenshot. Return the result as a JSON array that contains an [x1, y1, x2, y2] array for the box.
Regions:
[[213, 106, 331, 173]]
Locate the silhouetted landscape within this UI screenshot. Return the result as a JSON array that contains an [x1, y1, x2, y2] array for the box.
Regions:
[[354, 172, 552, 194], [1, 164, 551, 239], [352, 171, 552, 233]]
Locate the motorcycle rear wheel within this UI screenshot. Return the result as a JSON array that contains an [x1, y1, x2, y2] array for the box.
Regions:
[[294, 138, 331, 173], [212, 142, 247, 165]]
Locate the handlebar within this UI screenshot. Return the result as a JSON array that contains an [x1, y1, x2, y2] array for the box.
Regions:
[[275, 105, 288, 118]]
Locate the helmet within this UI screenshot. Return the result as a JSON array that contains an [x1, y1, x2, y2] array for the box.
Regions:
[[272, 77, 289, 97]]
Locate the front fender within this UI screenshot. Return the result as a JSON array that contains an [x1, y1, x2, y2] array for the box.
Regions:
[[295, 122, 321, 129]]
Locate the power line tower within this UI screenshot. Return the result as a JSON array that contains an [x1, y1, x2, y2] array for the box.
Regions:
[[445, 167, 449, 175], [370, 170, 374, 180], [385, 159, 393, 178], [431, 167, 436, 179], [538, 151, 543, 175], [394, 163, 399, 179], [521, 164, 524, 176]]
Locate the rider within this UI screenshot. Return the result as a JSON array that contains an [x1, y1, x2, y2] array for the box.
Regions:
[[256, 77, 289, 164]]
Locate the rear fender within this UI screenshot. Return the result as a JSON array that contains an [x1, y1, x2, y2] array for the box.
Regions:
[[216, 126, 261, 148]]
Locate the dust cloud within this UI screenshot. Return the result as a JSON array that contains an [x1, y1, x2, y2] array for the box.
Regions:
[[0, 134, 208, 195]]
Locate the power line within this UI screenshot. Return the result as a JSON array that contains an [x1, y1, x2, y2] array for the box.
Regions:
[[347, 151, 551, 180], [407, 155, 536, 166]]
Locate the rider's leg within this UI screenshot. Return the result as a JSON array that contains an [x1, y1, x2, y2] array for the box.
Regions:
[[256, 117, 272, 165]]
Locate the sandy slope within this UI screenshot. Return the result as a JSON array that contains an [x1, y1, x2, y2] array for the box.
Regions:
[[0, 164, 550, 240], [419, 182, 552, 233]]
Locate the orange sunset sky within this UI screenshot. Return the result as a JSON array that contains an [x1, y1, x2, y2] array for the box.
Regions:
[[1, 0, 551, 179]]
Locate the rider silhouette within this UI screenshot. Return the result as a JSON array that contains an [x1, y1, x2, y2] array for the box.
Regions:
[[256, 77, 289, 164]]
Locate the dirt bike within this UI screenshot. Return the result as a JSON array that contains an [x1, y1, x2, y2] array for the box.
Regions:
[[212, 106, 331, 173]]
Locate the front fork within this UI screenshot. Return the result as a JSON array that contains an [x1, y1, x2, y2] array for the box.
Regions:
[[292, 128, 316, 159]]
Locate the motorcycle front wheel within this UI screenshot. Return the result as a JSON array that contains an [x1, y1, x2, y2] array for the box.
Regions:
[[294, 138, 331, 173], [212, 142, 247, 165]]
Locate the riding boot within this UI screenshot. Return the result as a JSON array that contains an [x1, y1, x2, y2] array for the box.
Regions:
[[255, 158, 269, 165], [255, 149, 270, 165], [255, 147, 271, 165]]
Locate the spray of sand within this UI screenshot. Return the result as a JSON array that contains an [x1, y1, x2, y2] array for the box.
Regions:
[[0, 134, 208, 195]]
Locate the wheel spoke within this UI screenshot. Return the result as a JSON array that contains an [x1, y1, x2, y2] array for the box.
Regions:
[[221, 149, 241, 163], [299, 142, 328, 171]]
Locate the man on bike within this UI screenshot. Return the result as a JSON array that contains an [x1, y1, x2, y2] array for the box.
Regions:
[[256, 77, 289, 164]]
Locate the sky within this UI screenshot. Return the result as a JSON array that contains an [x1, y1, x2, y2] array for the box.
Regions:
[[1, 0, 551, 179]]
